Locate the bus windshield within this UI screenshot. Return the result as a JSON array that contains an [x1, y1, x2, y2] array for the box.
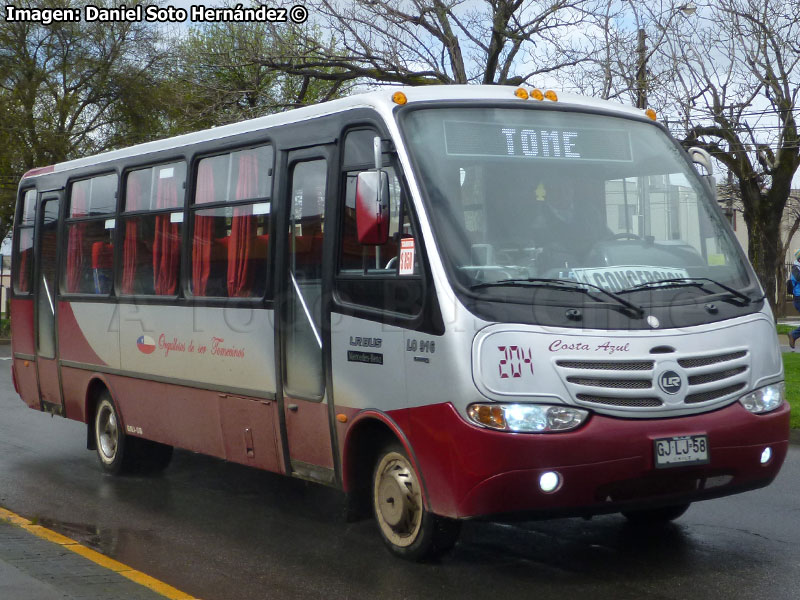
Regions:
[[401, 107, 753, 303]]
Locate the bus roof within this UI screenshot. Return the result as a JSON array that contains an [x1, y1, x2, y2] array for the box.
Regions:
[[21, 85, 648, 180]]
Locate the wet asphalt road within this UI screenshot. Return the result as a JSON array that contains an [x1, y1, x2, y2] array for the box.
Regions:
[[1, 346, 798, 600]]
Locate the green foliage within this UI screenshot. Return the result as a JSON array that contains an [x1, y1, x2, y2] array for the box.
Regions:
[[0, 0, 176, 241], [172, 17, 352, 129], [782, 352, 800, 429], [0, 1, 169, 163], [0, 1, 356, 237]]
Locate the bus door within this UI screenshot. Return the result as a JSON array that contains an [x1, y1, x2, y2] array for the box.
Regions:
[[278, 149, 337, 484], [34, 195, 64, 413]]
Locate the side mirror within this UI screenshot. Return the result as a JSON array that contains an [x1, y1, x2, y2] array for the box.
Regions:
[[356, 170, 390, 245], [688, 146, 716, 200], [688, 146, 713, 176]]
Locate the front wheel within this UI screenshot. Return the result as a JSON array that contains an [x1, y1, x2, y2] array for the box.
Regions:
[[372, 444, 460, 561], [622, 503, 690, 525]]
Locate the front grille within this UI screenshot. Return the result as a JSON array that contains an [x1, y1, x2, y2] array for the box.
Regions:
[[678, 350, 747, 369], [685, 383, 747, 404], [688, 367, 747, 386], [567, 377, 651, 389], [556, 360, 654, 371], [555, 346, 749, 416], [576, 394, 662, 407]]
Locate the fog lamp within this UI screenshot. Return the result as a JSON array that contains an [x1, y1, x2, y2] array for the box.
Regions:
[[760, 447, 772, 465], [539, 471, 561, 493]]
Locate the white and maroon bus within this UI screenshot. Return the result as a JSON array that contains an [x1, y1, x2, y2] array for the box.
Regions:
[[11, 86, 789, 560]]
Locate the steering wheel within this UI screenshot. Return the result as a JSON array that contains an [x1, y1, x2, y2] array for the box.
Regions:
[[384, 256, 398, 270], [612, 232, 643, 241]]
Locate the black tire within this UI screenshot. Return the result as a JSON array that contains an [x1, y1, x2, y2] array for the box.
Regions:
[[372, 443, 460, 561], [622, 503, 690, 525], [136, 439, 174, 473], [93, 392, 173, 475]]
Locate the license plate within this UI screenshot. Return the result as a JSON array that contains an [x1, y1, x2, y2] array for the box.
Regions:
[[654, 435, 709, 468]]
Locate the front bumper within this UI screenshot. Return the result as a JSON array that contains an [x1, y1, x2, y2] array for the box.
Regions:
[[403, 400, 790, 519]]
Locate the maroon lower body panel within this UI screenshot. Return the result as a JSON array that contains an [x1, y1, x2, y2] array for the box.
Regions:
[[13, 358, 40, 410], [60, 366, 284, 474], [10, 298, 34, 354], [402, 402, 790, 519], [10, 299, 38, 410]]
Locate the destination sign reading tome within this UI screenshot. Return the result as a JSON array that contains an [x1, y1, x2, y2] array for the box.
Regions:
[[444, 120, 632, 161]]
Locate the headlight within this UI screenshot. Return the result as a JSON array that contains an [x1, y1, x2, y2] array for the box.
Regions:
[[739, 383, 784, 414], [467, 403, 589, 433]]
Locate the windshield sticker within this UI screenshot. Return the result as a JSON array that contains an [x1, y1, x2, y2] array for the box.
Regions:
[[572, 266, 690, 292], [399, 238, 415, 275]]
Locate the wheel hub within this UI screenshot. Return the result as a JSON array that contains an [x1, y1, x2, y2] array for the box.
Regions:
[[97, 406, 118, 461], [374, 453, 422, 545]]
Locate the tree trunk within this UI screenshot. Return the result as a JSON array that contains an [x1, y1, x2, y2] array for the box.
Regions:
[[743, 194, 781, 313]]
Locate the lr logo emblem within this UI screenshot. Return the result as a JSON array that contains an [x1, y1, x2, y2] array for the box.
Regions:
[[658, 370, 682, 395]]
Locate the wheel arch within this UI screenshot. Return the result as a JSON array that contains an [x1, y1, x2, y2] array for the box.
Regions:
[[341, 410, 431, 516]]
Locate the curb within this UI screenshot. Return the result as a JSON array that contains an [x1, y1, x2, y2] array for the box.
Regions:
[[0, 507, 200, 600]]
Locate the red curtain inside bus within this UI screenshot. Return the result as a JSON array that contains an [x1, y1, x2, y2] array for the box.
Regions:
[[192, 161, 215, 296], [153, 175, 180, 295], [66, 184, 88, 292], [121, 171, 147, 294], [17, 228, 33, 293], [228, 152, 258, 297]]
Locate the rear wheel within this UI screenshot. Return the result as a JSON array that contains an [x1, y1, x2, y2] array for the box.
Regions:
[[93, 392, 173, 474], [622, 503, 690, 525], [372, 443, 460, 561], [94, 394, 130, 474]]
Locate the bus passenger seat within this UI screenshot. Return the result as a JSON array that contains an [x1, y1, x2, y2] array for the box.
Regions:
[[92, 242, 113, 294]]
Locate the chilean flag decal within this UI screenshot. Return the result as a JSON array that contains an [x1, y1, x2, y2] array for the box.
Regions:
[[137, 335, 156, 354]]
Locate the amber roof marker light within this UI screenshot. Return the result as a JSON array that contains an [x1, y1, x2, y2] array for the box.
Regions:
[[514, 88, 529, 100], [392, 91, 408, 105]]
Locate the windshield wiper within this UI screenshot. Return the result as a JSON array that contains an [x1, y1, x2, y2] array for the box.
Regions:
[[619, 277, 756, 305], [470, 278, 645, 317]]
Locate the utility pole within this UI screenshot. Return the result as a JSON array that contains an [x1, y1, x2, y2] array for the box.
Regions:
[[635, 28, 647, 109], [631, 3, 695, 110]]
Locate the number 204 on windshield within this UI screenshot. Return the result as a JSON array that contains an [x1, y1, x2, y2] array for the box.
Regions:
[[654, 435, 710, 468]]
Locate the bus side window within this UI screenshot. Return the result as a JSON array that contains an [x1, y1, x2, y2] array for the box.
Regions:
[[13, 189, 37, 294], [189, 145, 273, 299], [336, 128, 423, 316], [63, 174, 118, 295], [120, 162, 186, 296]]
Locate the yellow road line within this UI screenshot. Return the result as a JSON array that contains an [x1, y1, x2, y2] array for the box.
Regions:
[[0, 506, 201, 600]]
